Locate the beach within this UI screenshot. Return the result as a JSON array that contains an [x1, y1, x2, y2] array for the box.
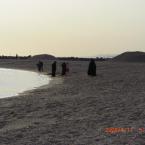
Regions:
[[0, 59, 145, 145]]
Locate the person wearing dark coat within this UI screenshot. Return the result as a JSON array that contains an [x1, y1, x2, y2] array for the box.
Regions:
[[39, 61, 43, 72], [61, 62, 66, 76], [66, 62, 69, 73], [88, 59, 96, 76], [52, 61, 57, 77], [37, 61, 43, 72], [37, 62, 41, 72]]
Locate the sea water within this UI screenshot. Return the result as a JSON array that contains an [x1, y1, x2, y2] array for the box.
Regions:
[[0, 68, 50, 98]]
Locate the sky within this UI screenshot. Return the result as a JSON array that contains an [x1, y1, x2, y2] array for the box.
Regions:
[[0, 0, 145, 57]]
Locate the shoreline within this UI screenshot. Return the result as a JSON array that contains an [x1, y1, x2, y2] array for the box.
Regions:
[[18, 76, 63, 101], [0, 67, 55, 100]]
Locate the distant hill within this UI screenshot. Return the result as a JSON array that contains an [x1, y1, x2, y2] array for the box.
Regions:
[[31, 54, 56, 60], [113, 51, 145, 62]]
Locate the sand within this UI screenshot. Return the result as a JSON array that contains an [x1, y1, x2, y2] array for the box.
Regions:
[[0, 59, 145, 145]]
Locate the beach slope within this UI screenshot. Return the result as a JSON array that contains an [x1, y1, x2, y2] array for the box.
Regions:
[[0, 60, 145, 144]]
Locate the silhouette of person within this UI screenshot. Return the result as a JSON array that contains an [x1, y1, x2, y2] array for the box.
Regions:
[[61, 62, 66, 75], [52, 61, 56, 77], [37, 61, 41, 72], [88, 59, 96, 76], [36, 61, 43, 72], [39, 61, 43, 72], [66, 62, 69, 74]]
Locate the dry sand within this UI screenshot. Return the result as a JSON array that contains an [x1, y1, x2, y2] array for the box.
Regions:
[[0, 59, 145, 145]]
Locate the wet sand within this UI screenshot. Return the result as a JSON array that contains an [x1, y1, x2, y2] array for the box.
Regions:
[[0, 59, 145, 145]]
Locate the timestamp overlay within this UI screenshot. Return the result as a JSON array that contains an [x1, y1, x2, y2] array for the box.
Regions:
[[95, 127, 145, 144]]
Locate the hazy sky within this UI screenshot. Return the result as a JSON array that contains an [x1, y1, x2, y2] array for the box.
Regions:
[[0, 0, 145, 57]]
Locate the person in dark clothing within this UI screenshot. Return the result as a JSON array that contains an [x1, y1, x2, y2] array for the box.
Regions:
[[36, 61, 43, 72], [52, 61, 57, 77], [88, 59, 96, 76], [37, 62, 40, 72], [39, 61, 43, 72], [61, 62, 66, 76], [37, 61, 41, 72], [66, 62, 69, 74]]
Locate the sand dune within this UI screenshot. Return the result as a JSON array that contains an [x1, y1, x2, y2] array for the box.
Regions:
[[0, 60, 145, 144], [113, 51, 145, 62]]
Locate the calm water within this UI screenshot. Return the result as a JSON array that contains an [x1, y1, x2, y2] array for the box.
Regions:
[[0, 68, 50, 98]]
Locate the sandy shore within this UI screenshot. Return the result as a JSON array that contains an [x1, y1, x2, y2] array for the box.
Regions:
[[0, 59, 145, 145]]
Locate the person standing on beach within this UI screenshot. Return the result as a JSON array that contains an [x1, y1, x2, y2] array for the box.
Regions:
[[37, 62, 40, 72], [61, 62, 66, 75], [88, 59, 96, 76], [52, 61, 57, 77], [66, 62, 69, 74], [36, 61, 43, 72], [39, 61, 43, 72]]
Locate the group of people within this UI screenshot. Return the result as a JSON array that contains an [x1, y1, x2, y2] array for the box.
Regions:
[[36, 59, 96, 77], [36, 61, 69, 77], [52, 61, 69, 77]]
